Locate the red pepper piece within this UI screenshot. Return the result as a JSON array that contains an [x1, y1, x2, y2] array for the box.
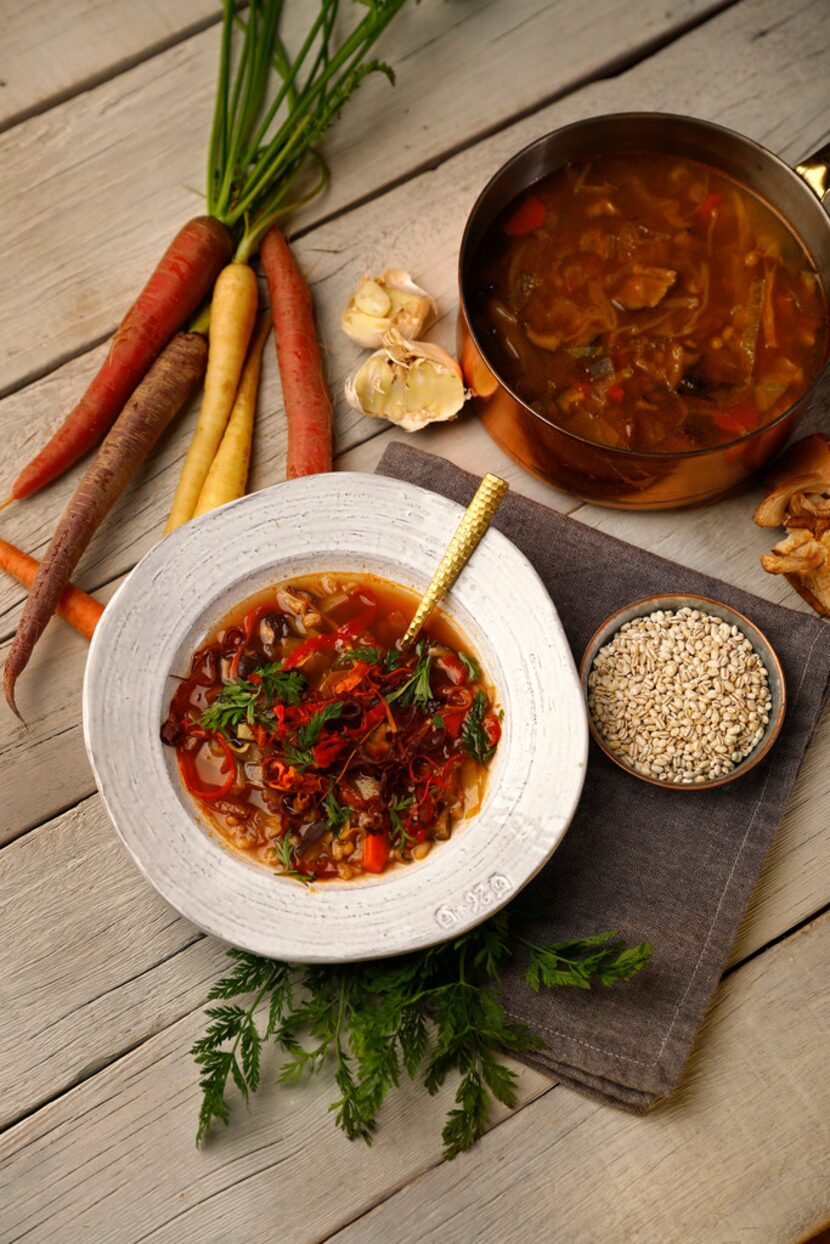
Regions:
[[606, 384, 625, 403], [282, 632, 338, 669], [482, 712, 502, 750], [713, 404, 760, 437], [504, 194, 546, 236], [436, 652, 467, 685], [696, 192, 721, 222], [177, 730, 236, 800], [313, 735, 348, 768], [441, 710, 465, 739], [282, 606, 378, 671], [362, 832, 388, 873]]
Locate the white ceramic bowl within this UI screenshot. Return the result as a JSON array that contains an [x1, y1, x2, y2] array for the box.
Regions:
[[83, 474, 588, 961]]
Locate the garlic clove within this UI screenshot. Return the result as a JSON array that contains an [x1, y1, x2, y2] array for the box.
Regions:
[[353, 278, 391, 318], [345, 329, 467, 433], [341, 270, 436, 348]]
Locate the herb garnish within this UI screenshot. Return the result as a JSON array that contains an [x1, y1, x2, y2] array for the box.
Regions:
[[334, 645, 383, 668], [386, 642, 432, 709], [334, 645, 402, 671], [270, 833, 308, 885], [282, 701, 344, 769], [461, 691, 496, 765], [324, 787, 351, 836], [192, 914, 651, 1154], [388, 795, 414, 850], [459, 652, 481, 681], [200, 664, 306, 737]]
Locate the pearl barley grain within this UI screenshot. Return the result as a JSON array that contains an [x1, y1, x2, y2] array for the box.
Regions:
[[587, 608, 772, 785]]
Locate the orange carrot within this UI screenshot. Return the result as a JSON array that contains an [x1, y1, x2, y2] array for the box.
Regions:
[[5, 217, 232, 505], [260, 227, 332, 478], [0, 539, 104, 639], [4, 332, 208, 718]]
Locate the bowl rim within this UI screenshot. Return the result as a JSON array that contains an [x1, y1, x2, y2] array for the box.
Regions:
[[82, 472, 590, 961], [457, 109, 830, 461], [578, 591, 787, 791]]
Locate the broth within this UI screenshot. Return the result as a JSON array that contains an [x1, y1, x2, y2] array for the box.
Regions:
[[470, 152, 828, 453], [161, 573, 501, 881]]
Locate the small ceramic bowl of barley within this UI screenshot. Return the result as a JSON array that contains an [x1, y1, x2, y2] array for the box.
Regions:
[[579, 593, 787, 791]]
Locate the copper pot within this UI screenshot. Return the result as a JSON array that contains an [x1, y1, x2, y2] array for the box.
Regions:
[[457, 113, 830, 510]]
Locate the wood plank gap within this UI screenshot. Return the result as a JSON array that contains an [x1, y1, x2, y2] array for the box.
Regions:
[[0, 328, 111, 404], [722, 897, 830, 978], [0, 7, 232, 138], [0, 934, 208, 1135], [0, 789, 100, 854], [314, 1079, 555, 1242]]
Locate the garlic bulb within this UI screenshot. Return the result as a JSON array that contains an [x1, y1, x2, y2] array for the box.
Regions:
[[345, 329, 467, 432], [341, 269, 435, 348]]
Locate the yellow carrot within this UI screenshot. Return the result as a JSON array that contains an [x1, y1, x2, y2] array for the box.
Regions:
[[193, 317, 271, 516], [165, 261, 258, 532]]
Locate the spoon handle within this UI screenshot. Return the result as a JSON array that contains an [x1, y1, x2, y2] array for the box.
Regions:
[[402, 473, 509, 648]]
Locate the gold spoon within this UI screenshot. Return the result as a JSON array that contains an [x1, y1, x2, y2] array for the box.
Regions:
[[402, 473, 509, 649]]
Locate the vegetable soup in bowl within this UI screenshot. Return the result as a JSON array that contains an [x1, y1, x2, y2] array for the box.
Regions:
[[83, 474, 588, 962], [161, 573, 502, 884], [459, 113, 830, 509]]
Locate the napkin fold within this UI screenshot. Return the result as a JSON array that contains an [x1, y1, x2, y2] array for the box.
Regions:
[[377, 442, 830, 1112]]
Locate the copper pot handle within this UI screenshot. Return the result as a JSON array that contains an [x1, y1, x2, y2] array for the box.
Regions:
[[796, 140, 830, 203]]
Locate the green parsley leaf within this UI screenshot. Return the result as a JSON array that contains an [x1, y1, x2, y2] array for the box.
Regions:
[[192, 915, 651, 1157], [386, 642, 432, 709], [523, 932, 652, 991], [460, 691, 496, 765], [324, 787, 351, 836], [282, 701, 344, 769], [200, 664, 306, 737], [270, 833, 309, 884], [459, 652, 481, 682], [388, 795, 414, 851], [333, 644, 384, 669]]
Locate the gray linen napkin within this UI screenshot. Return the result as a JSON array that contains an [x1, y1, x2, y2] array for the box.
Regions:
[[377, 442, 830, 1112]]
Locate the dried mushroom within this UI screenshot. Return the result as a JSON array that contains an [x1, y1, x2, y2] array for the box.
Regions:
[[754, 434, 830, 617]]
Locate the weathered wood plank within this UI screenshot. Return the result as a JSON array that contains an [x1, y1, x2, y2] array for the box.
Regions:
[[330, 914, 830, 1244], [0, 911, 825, 1244], [0, 0, 726, 394], [0, 795, 225, 1131], [0, 573, 124, 839], [0, 0, 219, 130], [0, 981, 549, 1244]]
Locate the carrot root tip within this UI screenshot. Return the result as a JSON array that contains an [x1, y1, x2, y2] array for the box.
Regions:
[[3, 678, 27, 727]]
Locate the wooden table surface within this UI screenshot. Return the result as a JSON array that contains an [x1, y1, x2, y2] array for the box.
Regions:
[[1, 2, 829, 1240]]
